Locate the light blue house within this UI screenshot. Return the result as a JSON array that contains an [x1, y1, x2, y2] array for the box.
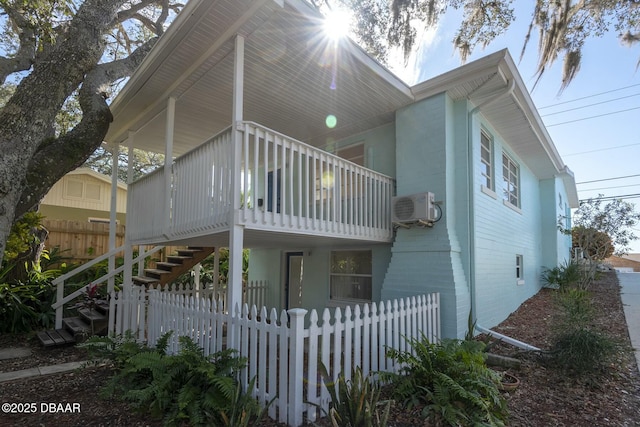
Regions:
[[97, 0, 578, 339]]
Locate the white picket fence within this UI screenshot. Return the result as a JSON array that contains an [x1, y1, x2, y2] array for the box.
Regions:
[[107, 281, 268, 340], [109, 287, 440, 427], [152, 280, 269, 312]]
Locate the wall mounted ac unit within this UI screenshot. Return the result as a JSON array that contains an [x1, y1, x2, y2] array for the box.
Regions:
[[391, 192, 436, 223]]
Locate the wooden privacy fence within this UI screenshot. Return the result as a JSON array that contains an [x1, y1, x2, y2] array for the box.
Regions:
[[43, 219, 125, 262], [109, 287, 440, 427], [43, 219, 188, 265]]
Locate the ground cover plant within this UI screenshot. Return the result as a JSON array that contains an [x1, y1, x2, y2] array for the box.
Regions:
[[383, 336, 508, 426], [83, 332, 267, 427]]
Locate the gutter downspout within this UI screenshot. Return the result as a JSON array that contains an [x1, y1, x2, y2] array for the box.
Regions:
[[466, 79, 541, 352]]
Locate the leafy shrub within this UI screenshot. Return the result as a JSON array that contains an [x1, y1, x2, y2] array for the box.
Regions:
[[541, 260, 581, 289], [0, 212, 59, 333], [0, 279, 56, 333], [3, 212, 45, 262], [384, 336, 507, 427], [319, 363, 390, 427], [97, 332, 266, 426]]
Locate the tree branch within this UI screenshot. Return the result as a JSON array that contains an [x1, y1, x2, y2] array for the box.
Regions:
[[115, 0, 184, 34], [0, 3, 37, 84], [15, 37, 159, 217]]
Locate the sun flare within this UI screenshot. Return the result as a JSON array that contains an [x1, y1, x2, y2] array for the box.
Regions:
[[323, 8, 351, 40]]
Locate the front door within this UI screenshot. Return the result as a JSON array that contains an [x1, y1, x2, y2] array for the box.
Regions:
[[285, 252, 303, 309]]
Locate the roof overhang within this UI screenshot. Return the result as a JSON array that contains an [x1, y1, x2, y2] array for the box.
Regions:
[[105, 0, 413, 155], [412, 49, 579, 207]]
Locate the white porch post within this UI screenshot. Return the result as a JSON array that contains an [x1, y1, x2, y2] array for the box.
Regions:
[[107, 142, 119, 295], [123, 131, 135, 292], [228, 34, 245, 321], [164, 97, 176, 236], [213, 247, 220, 288]]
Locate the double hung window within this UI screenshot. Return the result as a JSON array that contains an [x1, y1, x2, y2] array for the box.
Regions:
[[330, 250, 372, 302], [502, 153, 520, 207]]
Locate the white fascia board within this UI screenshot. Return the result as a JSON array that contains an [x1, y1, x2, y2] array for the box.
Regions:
[[499, 53, 567, 175], [68, 168, 128, 190], [413, 49, 571, 182], [411, 49, 507, 101], [559, 167, 580, 208]]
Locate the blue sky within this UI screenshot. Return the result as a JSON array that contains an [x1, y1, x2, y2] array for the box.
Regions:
[[388, 2, 640, 253]]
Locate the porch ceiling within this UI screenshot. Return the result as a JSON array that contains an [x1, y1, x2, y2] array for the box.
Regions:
[[105, 0, 413, 156]]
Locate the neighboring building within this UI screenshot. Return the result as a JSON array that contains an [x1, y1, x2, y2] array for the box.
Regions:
[[606, 255, 640, 272], [40, 167, 127, 261], [99, 0, 578, 338], [624, 253, 640, 263], [40, 167, 127, 225]]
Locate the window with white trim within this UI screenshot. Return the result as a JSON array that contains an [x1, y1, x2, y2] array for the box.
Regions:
[[516, 254, 524, 283], [480, 131, 493, 190], [330, 250, 372, 302], [502, 153, 520, 207]]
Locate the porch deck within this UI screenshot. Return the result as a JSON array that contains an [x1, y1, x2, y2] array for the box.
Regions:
[[127, 122, 394, 246]]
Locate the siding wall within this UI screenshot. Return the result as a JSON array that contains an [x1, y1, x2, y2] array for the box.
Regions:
[[471, 116, 543, 328], [381, 93, 471, 339], [41, 172, 127, 215], [247, 92, 574, 338]]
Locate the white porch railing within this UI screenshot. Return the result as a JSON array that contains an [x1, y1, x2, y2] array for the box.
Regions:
[[110, 290, 440, 427], [127, 168, 168, 242], [126, 122, 394, 244], [238, 122, 394, 241]]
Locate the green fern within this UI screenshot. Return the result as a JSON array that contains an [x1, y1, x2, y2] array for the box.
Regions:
[[100, 333, 266, 426], [385, 335, 507, 426]]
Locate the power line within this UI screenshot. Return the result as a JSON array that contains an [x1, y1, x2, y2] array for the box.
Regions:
[[546, 105, 640, 127], [581, 183, 640, 192], [540, 92, 640, 117], [579, 193, 640, 202], [539, 83, 640, 109], [577, 174, 640, 185], [563, 142, 640, 157]]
